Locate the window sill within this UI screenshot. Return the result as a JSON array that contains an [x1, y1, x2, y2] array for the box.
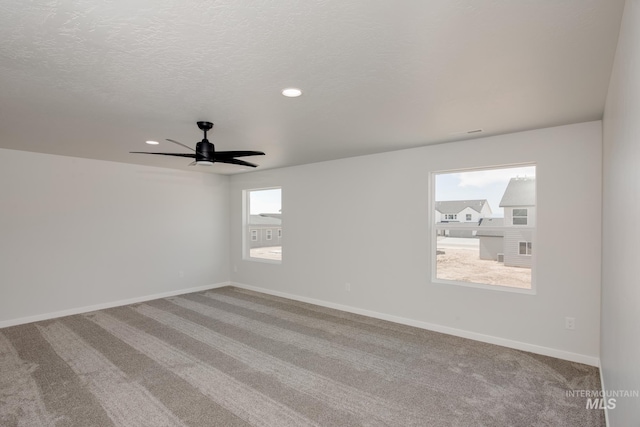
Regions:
[[243, 256, 282, 265], [431, 278, 536, 295]]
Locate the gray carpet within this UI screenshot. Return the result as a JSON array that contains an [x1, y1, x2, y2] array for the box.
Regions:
[[0, 286, 604, 426]]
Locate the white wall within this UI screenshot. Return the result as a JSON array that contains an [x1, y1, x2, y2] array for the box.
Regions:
[[0, 148, 229, 325], [602, 0, 640, 425], [230, 121, 602, 364]]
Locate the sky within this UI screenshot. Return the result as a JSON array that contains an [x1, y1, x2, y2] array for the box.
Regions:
[[435, 165, 536, 217], [250, 188, 282, 214]]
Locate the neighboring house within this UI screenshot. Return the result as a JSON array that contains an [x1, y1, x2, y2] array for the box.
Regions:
[[477, 218, 504, 261], [248, 214, 282, 248], [499, 177, 536, 268], [435, 199, 492, 237]]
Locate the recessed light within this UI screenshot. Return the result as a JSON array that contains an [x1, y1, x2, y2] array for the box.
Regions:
[[146, 140, 159, 145], [282, 88, 302, 97]]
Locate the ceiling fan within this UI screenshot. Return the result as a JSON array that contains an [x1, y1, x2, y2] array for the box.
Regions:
[[131, 121, 265, 167]]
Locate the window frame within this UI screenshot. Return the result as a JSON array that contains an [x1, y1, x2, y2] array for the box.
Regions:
[[518, 241, 532, 256], [513, 208, 528, 226], [266, 229, 273, 240], [243, 187, 282, 264], [430, 163, 536, 295]]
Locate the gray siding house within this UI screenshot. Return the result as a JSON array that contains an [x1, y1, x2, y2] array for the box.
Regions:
[[499, 177, 535, 268], [477, 218, 504, 261], [248, 214, 282, 249]]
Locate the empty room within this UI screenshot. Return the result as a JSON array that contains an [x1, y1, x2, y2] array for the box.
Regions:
[[1, 1, 638, 426]]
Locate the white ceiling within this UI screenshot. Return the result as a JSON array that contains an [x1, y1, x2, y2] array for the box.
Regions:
[[0, 0, 625, 174]]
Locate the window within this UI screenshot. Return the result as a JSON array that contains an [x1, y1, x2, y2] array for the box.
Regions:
[[433, 164, 536, 292], [519, 241, 532, 255], [278, 229, 282, 238], [513, 209, 528, 225], [244, 187, 282, 262]]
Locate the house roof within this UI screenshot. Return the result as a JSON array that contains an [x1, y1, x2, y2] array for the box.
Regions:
[[435, 200, 490, 215], [249, 214, 281, 225], [499, 177, 536, 207], [476, 218, 504, 237]]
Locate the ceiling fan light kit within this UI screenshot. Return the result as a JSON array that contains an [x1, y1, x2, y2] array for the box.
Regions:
[[131, 121, 265, 168]]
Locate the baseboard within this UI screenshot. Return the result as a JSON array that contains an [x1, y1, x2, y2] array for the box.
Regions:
[[599, 360, 610, 426], [230, 282, 600, 367], [0, 281, 231, 329]]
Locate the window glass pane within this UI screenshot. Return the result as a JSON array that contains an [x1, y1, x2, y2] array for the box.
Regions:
[[519, 242, 527, 254], [435, 165, 536, 290], [247, 188, 282, 261]]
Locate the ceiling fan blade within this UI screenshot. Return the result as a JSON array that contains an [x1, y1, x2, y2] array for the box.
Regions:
[[215, 150, 265, 158], [166, 139, 196, 152], [216, 157, 259, 168], [130, 152, 196, 158]]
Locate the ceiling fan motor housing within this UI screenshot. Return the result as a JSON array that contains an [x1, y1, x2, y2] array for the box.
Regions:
[[196, 140, 215, 163]]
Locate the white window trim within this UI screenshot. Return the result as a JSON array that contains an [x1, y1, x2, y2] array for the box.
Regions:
[[243, 187, 282, 264], [518, 241, 532, 256], [430, 163, 536, 295], [266, 229, 273, 240], [251, 229, 258, 241], [513, 208, 528, 226]]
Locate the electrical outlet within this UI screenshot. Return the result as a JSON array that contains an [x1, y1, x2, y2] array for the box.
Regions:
[[565, 317, 575, 330], [345, 282, 351, 292]]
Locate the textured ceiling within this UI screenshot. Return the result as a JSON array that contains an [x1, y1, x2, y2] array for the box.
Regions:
[[0, 0, 625, 174]]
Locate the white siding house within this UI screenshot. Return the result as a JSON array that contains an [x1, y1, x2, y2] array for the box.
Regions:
[[248, 214, 282, 249], [435, 200, 492, 223], [435, 200, 492, 237]]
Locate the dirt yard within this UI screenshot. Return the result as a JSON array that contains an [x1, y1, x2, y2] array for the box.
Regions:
[[250, 246, 282, 261], [436, 248, 531, 289]]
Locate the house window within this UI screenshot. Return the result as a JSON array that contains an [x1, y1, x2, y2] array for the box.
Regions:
[[278, 229, 282, 238], [513, 209, 528, 225], [244, 187, 282, 262], [445, 214, 457, 220], [433, 164, 536, 292], [519, 241, 532, 255]]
